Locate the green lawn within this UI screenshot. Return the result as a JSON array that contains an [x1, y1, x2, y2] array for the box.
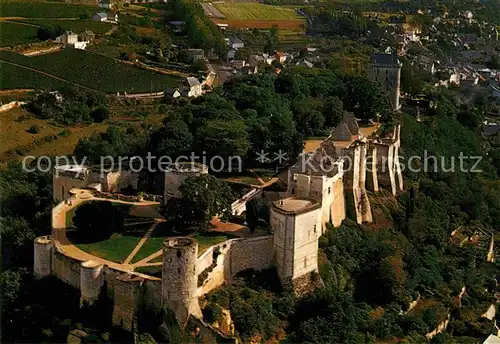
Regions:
[[214, 3, 302, 20], [0, 49, 181, 92], [131, 232, 232, 263], [17, 19, 113, 35], [74, 233, 142, 263], [0, 0, 99, 18], [135, 265, 162, 277], [0, 22, 40, 47]]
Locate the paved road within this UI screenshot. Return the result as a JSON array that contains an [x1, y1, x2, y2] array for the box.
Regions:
[[201, 3, 225, 18]]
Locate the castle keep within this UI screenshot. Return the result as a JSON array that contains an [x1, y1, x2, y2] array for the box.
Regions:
[[35, 117, 404, 332], [370, 53, 402, 111]]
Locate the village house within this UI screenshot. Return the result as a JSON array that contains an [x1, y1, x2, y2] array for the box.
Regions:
[[78, 30, 95, 43], [107, 11, 118, 23], [228, 36, 244, 50], [275, 51, 287, 64], [165, 88, 181, 99], [249, 55, 265, 67], [92, 12, 108, 22], [168, 21, 185, 33], [185, 49, 204, 62], [181, 77, 202, 98], [296, 59, 314, 68], [99, 0, 114, 9], [56, 31, 78, 45]]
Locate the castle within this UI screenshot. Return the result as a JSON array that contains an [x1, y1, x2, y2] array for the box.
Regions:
[[34, 116, 403, 334], [370, 53, 403, 111]]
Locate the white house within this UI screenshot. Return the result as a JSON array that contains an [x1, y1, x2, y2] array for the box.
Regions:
[[55, 31, 78, 45], [182, 77, 202, 98]]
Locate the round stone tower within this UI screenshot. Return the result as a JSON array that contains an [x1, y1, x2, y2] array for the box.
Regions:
[[80, 260, 105, 306], [34, 236, 53, 279], [162, 237, 201, 324]]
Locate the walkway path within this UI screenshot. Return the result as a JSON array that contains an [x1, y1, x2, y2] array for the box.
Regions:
[[123, 222, 157, 265]]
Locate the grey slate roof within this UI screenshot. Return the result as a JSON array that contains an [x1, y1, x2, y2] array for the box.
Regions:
[[370, 53, 401, 66]]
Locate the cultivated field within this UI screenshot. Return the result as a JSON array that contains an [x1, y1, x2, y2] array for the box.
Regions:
[[213, 18, 304, 30], [0, 0, 99, 18], [214, 2, 302, 20], [0, 22, 39, 47], [0, 49, 181, 93], [17, 19, 113, 34], [0, 60, 69, 89]]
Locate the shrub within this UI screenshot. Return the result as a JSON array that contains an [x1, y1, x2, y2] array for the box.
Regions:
[[91, 106, 109, 123], [202, 303, 222, 324], [27, 124, 40, 134]]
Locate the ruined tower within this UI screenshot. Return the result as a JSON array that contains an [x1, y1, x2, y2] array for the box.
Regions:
[[162, 237, 201, 324], [164, 162, 209, 204], [370, 53, 402, 111]]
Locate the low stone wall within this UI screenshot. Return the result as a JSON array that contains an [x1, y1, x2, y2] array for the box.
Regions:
[[196, 236, 274, 297]]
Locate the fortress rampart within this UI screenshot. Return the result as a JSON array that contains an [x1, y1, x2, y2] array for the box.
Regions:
[[35, 118, 404, 332]]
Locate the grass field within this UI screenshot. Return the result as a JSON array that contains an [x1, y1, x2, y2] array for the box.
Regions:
[[17, 19, 113, 34], [74, 233, 142, 263], [0, 107, 109, 162], [213, 18, 304, 30], [0, 0, 99, 18], [214, 3, 301, 20], [131, 231, 231, 264], [0, 49, 181, 93], [0, 22, 40, 47]]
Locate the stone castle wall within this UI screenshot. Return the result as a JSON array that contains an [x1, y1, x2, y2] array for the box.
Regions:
[[196, 236, 274, 297], [52, 248, 81, 289], [104, 171, 139, 193]]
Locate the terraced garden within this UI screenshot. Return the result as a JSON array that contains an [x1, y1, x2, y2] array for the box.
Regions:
[[0, 49, 181, 93]]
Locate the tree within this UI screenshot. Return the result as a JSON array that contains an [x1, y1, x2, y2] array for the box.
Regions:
[[73, 201, 125, 241], [343, 75, 387, 120], [162, 175, 233, 232], [323, 96, 344, 128], [150, 118, 194, 158], [37, 26, 63, 41], [91, 106, 109, 123]]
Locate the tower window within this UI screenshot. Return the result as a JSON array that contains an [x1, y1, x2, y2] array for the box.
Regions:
[[328, 187, 331, 194], [177, 251, 182, 258], [314, 225, 317, 233], [304, 257, 307, 268]]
